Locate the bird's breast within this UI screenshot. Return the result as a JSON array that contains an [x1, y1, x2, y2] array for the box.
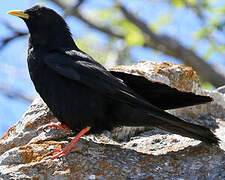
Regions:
[[27, 56, 113, 131]]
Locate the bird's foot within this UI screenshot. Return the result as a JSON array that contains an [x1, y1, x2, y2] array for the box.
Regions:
[[38, 122, 70, 132], [55, 147, 81, 152], [50, 126, 91, 159], [51, 147, 81, 159]]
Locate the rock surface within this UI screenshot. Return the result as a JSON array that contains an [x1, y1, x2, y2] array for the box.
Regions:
[[0, 62, 225, 179]]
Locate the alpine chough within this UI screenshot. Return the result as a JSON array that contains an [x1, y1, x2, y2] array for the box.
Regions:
[[8, 5, 219, 159]]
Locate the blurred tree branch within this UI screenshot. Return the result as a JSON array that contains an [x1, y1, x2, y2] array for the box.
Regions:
[[51, 0, 123, 38], [0, 20, 27, 50], [0, 83, 33, 103], [116, 1, 225, 87]]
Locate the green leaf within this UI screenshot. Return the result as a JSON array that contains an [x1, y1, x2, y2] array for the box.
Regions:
[[94, 7, 118, 21], [208, 6, 225, 14], [187, 0, 196, 6], [117, 20, 145, 46], [171, 0, 185, 7], [125, 30, 145, 46], [202, 81, 213, 90], [194, 27, 212, 39]]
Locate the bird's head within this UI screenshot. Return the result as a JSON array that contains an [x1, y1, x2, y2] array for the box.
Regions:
[[8, 5, 76, 49]]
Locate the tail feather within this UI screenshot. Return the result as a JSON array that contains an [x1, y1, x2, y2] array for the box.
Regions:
[[144, 109, 219, 144], [113, 103, 219, 144], [155, 120, 219, 144]]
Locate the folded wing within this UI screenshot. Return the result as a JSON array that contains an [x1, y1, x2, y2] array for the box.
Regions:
[[110, 71, 213, 110]]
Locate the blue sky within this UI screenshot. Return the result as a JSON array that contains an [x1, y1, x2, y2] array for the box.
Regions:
[[0, 0, 224, 136]]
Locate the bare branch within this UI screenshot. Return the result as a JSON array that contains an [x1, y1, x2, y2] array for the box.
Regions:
[[0, 83, 34, 103], [63, 0, 85, 17], [50, 0, 124, 39], [0, 20, 27, 50], [0, 32, 27, 50], [116, 1, 225, 87], [184, 2, 204, 20]]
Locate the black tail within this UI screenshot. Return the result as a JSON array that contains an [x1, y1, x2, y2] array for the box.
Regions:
[[145, 108, 219, 144], [114, 103, 219, 144], [155, 118, 219, 144]]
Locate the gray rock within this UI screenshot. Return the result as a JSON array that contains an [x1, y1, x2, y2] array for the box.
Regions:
[[0, 62, 225, 179]]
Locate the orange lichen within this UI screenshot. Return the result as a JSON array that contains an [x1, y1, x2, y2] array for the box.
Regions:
[[135, 69, 146, 76], [175, 67, 197, 90], [98, 138, 109, 144], [10, 143, 17, 148], [24, 121, 35, 130], [7, 165, 14, 168], [0, 125, 17, 140], [18, 166, 30, 172], [19, 141, 66, 164], [188, 110, 199, 118], [97, 160, 111, 169], [19, 145, 35, 164]]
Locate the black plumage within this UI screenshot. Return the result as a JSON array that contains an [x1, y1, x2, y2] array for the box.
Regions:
[[8, 5, 218, 158]]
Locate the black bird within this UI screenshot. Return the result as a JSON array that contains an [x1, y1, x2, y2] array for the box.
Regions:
[[8, 6, 219, 158]]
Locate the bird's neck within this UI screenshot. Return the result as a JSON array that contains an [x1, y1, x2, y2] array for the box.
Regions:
[[28, 32, 79, 51]]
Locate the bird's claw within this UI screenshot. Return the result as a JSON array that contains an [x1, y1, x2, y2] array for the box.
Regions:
[[50, 146, 81, 159], [37, 122, 70, 132], [37, 125, 46, 132]]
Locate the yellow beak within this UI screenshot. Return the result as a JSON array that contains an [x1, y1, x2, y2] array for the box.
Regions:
[[8, 10, 29, 19]]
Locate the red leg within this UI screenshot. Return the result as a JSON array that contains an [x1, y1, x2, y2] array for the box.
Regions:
[[55, 146, 81, 152], [50, 126, 91, 159], [38, 122, 70, 131]]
